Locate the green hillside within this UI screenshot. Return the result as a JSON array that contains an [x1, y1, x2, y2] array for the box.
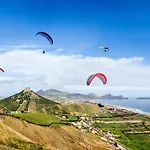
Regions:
[[61, 103, 102, 115], [0, 87, 61, 114], [0, 105, 8, 113]]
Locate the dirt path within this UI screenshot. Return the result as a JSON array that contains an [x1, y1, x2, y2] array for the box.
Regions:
[[126, 131, 150, 134]]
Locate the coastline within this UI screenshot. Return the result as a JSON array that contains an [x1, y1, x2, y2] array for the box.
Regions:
[[103, 103, 150, 115]]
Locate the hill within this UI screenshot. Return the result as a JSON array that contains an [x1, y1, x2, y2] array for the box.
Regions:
[[136, 97, 150, 99], [0, 87, 62, 114], [61, 103, 102, 115], [0, 87, 105, 115], [0, 105, 8, 113], [37, 89, 128, 101], [0, 114, 115, 150], [100, 93, 128, 100], [37, 89, 69, 97]]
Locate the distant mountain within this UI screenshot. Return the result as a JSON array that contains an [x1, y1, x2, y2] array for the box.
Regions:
[[100, 93, 128, 99], [67, 93, 99, 99], [0, 96, 4, 99], [36, 89, 128, 101], [0, 87, 62, 114], [136, 97, 150, 99], [37, 89, 99, 101], [37, 89, 69, 97]]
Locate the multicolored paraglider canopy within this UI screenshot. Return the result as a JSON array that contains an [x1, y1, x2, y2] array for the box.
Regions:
[[87, 73, 107, 86]]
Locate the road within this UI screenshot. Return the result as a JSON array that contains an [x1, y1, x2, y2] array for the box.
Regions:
[[96, 120, 150, 124]]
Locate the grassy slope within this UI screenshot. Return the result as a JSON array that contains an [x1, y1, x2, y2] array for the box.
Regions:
[[0, 105, 8, 113], [11, 113, 79, 126], [0, 120, 47, 150], [0, 115, 114, 150], [12, 113, 61, 125], [61, 103, 101, 115]]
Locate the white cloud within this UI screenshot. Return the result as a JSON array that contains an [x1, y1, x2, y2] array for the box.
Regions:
[[0, 45, 47, 53], [0, 76, 40, 83], [0, 47, 150, 97], [0, 44, 47, 49], [54, 48, 64, 53]]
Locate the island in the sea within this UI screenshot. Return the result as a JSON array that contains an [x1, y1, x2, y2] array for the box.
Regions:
[[100, 93, 128, 100], [136, 97, 150, 99]]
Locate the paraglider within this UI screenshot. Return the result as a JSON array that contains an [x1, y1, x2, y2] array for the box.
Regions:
[[0, 68, 4, 72], [87, 73, 107, 86], [35, 32, 53, 45], [99, 46, 109, 52], [35, 31, 53, 54]]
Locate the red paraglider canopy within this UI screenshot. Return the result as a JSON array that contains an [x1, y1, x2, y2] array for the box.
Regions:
[[87, 73, 107, 86], [0, 68, 4, 73]]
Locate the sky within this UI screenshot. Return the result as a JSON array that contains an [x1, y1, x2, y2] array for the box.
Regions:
[[0, 0, 150, 97]]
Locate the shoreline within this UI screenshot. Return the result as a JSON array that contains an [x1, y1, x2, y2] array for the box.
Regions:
[[92, 98, 150, 115], [103, 103, 150, 115]]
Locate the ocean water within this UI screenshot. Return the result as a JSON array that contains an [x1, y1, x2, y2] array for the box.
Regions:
[[96, 98, 150, 114]]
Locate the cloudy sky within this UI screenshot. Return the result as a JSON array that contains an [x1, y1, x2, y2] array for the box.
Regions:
[[0, 0, 150, 97]]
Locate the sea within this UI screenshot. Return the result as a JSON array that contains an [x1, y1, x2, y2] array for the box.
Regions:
[[96, 98, 150, 114]]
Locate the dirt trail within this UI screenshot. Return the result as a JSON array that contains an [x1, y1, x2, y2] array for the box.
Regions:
[[126, 131, 150, 134]]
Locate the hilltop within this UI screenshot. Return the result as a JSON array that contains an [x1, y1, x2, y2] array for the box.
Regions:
[[0, 87, 106, 115], [37, 89, 128, 101], [0, 87, 61, 114]]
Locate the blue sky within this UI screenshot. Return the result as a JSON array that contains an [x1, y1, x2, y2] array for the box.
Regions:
[[0, 0, 150, 97], [1, 0, 150, 58]]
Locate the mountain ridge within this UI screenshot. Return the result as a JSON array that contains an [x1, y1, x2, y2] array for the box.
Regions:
[[36, 89, 128, 100]]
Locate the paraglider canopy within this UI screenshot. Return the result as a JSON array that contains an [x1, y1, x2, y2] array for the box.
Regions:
[[0, 68, 4, 72], [99, 46, 109, 52], [87, 73, 107, 86], [35, 31, 54, 54], [35, 31, 53, 45]]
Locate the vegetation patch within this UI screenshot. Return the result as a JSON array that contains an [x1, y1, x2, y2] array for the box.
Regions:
[[12, 113, 61, 125], [93, 121, 150, 150]]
